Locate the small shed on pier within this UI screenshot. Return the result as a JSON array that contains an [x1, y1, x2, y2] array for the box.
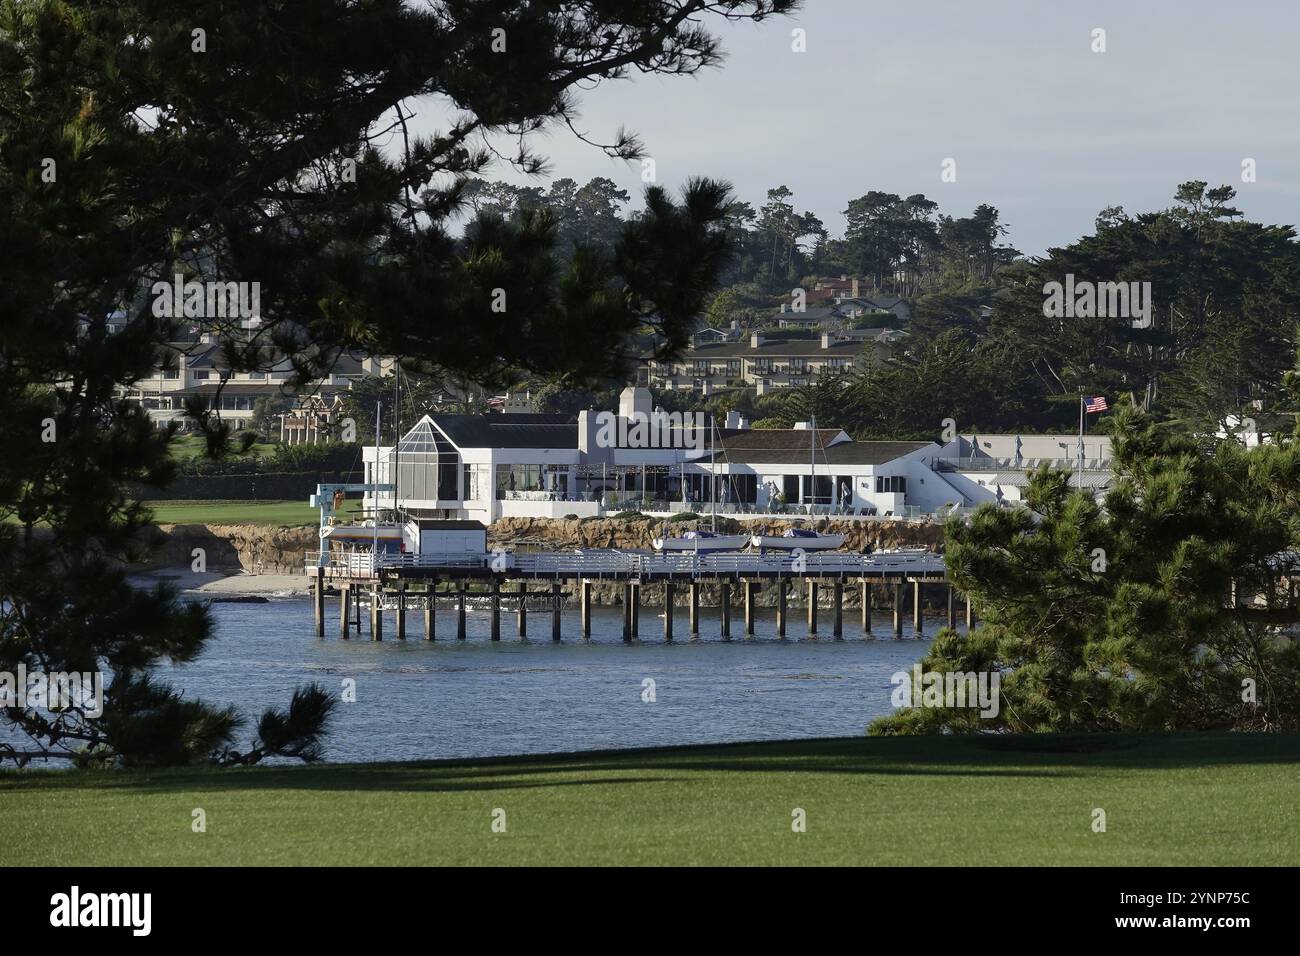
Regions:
[[403, 518, 487, 556]]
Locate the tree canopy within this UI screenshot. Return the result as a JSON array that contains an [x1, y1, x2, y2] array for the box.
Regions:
[[0, 0, 797, 765]]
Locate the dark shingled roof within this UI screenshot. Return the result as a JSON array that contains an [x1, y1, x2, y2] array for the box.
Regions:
[[432, 413, 578, 449], [707, 439, 933, 466], [717, 428, 848, 451]]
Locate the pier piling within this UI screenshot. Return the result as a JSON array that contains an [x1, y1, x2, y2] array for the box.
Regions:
[[370, 588, 382, 641], [313, 567, 325, 637], [720, 581, 731, 639], [744, 580, 756, 636], [913, 580, 923, 637], [862, 580, 872, 636], [551, 581, 562, 641], [807, 580, 818, 636], [664, 582, 674, 642], [581, 580, 592, 639], [776, 580, 787, 637], [396, 583, 406, 640], [832, 579, 843, 639], [490, 580, 501, 641], [517, 582, 527, 638], [893, 583, 903, 639], [456, 585, 466, 640], [622, 583, 633, 642], [689, 582, 699, 636], [424, 584, 435, 641], [339, 585, 350, 640]]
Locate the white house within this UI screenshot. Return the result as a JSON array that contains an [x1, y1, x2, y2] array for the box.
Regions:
[[362, 387, 973, 523], [934, 433, 1114, 505]]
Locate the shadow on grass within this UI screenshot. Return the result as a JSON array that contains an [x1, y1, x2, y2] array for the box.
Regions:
[[4, 732, 1300, 798]]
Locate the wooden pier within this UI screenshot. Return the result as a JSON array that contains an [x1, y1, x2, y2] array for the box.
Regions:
[[307, 550, 971, 643]]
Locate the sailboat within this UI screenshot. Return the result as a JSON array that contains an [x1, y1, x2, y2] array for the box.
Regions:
[[653, 415, 746, 553], [749, 527, 846, 552], [652, 529, 750, 553]]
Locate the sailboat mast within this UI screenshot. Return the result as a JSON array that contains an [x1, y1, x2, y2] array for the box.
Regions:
[[710, 415, 717, 532], [809, 413, 816, 515], [393, 366, 400, 522], [373, 401, 381, 558]]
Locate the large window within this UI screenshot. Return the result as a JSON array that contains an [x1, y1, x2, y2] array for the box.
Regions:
[[393, 419, 459, 502], [496, 464, 543, 497], [875, 475, 906, 494]]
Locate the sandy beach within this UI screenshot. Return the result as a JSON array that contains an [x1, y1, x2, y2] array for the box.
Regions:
[[128, 569, 309, 598]]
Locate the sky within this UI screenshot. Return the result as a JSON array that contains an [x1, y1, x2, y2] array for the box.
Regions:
[[407, 0, 1300, 257]]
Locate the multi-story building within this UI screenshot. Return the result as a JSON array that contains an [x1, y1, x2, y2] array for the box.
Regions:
[[118, 342, 390, 431], [637, 331, 897, 394]]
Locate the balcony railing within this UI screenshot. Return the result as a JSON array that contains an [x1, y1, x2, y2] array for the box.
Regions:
[[935, 456, 1111, 472]]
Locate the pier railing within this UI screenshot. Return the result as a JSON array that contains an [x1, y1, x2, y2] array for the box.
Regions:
[[307, 549, 946, 578]]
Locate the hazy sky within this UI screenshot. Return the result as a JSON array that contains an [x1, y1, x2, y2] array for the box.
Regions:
[[409, 0, 1300, 257]]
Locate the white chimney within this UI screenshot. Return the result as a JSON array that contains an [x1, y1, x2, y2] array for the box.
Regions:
[[725, 410, 742, 429], [618, 385, 652, 419], [750, 332, 764, 348], [780, 303, 787, 313], [578, 409, 597, 454], [820, 332, 833, 349]]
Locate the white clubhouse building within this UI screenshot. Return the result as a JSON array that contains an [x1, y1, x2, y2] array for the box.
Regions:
[[361, 388, 1113, 524]]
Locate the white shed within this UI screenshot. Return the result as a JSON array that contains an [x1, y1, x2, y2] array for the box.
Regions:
[[404, 519, 487, 556]]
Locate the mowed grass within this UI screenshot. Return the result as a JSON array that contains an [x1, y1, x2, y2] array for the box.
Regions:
[[168, 434, 278, 461], [3, 734, 1299, 866], [142, 499, 359, 526]]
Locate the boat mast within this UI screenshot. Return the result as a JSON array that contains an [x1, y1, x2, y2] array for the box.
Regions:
[[710, 415, 717, 532], [372, 401, 381, 558], [809, 412, 816, 517], [393, 365, 400, 524]]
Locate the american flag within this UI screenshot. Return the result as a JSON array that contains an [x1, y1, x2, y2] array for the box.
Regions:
[[1084, 395, 1109, 414]]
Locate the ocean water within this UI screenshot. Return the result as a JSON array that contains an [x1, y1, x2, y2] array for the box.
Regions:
[[148, 597, 948, 763]]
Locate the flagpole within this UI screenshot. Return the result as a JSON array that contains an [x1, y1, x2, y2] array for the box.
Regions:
[[1077, 394, 1084, 489]]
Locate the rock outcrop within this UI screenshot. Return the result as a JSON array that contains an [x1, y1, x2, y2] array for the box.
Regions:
[[487, 515, 944, 553]]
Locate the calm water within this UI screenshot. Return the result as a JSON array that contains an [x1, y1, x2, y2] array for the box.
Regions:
[[150, 596, 942, 762]]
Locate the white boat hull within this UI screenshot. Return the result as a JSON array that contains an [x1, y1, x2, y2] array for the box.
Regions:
[[652, 534, 750, 553], [750, 534, 846, 551]]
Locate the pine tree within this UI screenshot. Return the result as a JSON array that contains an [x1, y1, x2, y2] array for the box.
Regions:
[[872, 395, 1300, 735], [0, 0, 797, 765]]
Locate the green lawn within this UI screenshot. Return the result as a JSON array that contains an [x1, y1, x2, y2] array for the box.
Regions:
[[3, 734, 1298, 866], [143, 498, 364, 526], [168, 434, 278, 461]]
